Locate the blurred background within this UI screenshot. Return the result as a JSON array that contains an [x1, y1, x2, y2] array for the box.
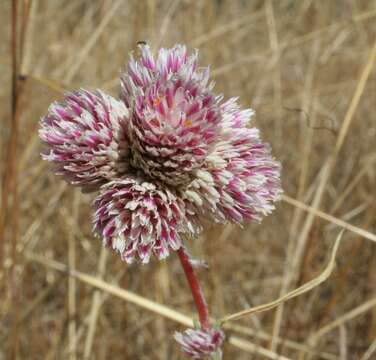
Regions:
[[1, 0, 376, 359]]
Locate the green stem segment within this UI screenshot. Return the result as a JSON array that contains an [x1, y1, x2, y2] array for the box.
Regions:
[[177, 247, 211, 330]]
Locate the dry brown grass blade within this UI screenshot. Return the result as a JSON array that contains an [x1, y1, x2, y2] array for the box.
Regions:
[[154, 0, 181, 50], [68, 190, 80, 360], [25, 251, 293, 360], [83, 247, 108, 359], [360, 339, 376, 360], [0, 278, 58, 345], [16, 73, 65, 180], [271, 37, 321, 353], [228, 337, 292, 360], [211, 8, 376, 77], [5, 1, 27, 357], [0, 0, 18, 270], [220, 231, 343, 324], [282, 194, 376, 243], [191, 9, 264, 47], [25, 251, 193, 325], [65, 0, 123, 83], [265, 0, 282, 140], [307, 296, 376, 357], [19, 0, 37, 75], [338, 324, 348, 360], [329, 165, 371, 215], [25, 73, 67, 93], [103, 7, 376, 91], [224, 323, 339, 360], [285, 37, 376, 293], [20, 183, 67, 253], [333, 38, 376, 157]]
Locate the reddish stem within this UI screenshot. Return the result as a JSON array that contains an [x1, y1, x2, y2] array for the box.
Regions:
[[177, 247, 211, 330]]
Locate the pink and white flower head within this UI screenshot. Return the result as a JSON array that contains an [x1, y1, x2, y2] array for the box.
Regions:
[[93, 177, 195, 264], [40, 44, 282, 264], [174, 327, 225, 359], [183, 98, 281, 225], [121, 44, 222, 186], [39, 89, 130, 191]]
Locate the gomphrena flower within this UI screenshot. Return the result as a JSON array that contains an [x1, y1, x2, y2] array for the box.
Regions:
[[121, 45, 222, 186], [40, 44, 281, 264], [39, 89, 130, 191], [93, 177, 195, 264], [174, 327, 225, 359]]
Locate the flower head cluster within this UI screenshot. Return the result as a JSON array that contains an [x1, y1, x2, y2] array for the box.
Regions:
[[40, 44, 282, 264], [39, 90, 130, 191], [174, 327, 225, 359]]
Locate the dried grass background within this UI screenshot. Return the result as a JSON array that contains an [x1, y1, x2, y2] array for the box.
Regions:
[[1, 0, 376, 359]]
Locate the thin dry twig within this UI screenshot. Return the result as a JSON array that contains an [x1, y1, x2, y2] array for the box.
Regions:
[[281, 194, 376, 243], [339, 324, 348, 360], [68, 190, 80, 360], [360, 339, 376, 360], [6, 1, 26, 357], [83, 247, 108, 359], [0, 0, 19, 270], [220, 231, 343, 324]]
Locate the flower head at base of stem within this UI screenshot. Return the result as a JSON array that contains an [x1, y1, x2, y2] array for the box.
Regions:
[[174, 326, 225, 359]]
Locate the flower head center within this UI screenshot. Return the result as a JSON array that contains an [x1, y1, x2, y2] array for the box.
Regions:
[[153, 97, 161, 106], [183, 119, 193, 128]]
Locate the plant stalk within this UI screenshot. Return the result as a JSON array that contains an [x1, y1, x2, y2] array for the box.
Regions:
[[177, 247, 211, 330]]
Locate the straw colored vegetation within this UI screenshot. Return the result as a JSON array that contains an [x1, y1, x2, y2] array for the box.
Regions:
[[1, 0, 376, 359]]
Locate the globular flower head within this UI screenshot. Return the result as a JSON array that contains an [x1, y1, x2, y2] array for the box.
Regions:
[[39, 89, 130, 191], [93, 177, 196, 264], [182, 97, 282, 225], [174, 327, 225, 359], [121, 44, 222, 186]]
